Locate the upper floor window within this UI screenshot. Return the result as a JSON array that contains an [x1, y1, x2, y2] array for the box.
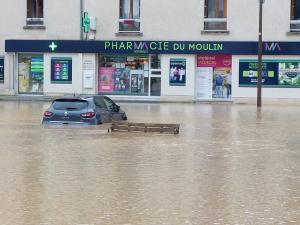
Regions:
[[27, 0, 43, 25], [119, 0, 140, 32], [204, 0, 227, 31], [291, 0, 300, 31]]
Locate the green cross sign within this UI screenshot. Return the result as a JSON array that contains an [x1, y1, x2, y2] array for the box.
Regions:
[[49, 42, 58, 51], [82, 12, 90, 33]]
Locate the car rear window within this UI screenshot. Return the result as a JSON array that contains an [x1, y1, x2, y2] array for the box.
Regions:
[[52, 99, 88, 110]]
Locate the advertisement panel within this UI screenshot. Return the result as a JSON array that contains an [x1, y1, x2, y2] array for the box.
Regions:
[[278, 62, 300, 87], [30, 57, 44, 81], [113, 68, 130, 92], [51, 58, 72, 84], [99, 67, 115, 92], [239, 61, 278, 86], [0, 57, 4, 83], [213, 68, 232, 98], [169, 58, 186, 86], [239, 60, 300, 87]]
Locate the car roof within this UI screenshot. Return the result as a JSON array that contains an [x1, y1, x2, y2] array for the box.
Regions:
[[80, 95, 106, 99]]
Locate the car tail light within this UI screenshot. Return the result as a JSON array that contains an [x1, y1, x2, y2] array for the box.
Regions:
[[44, 111, 53, 117], [81, 112, 95, 118]]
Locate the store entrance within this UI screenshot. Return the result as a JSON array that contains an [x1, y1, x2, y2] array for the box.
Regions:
[[18, 54, 44, 94]]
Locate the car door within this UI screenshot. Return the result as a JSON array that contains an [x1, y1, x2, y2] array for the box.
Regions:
[[103, 96, 123, 121], [93, 97, 112, 123]]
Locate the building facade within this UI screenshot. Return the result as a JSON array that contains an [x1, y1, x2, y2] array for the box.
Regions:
[[1, 0, 300, 101]]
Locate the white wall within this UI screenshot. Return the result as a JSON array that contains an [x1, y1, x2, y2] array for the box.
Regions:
[[44, 53, 82, 95], [161, 55, 195, 100], [82, 53, 97, 95], [233, 55, 300, 99]]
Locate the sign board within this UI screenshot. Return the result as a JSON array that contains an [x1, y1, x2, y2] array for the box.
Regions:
[[239, 60, 300, 87], [6, 40, 300, 55], [169, 58, 186, 86], [51, 58, 72, 84], [83, 71, 94, 89]]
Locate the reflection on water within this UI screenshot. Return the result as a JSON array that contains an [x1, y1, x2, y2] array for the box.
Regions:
[[0, 101, 299, 225]]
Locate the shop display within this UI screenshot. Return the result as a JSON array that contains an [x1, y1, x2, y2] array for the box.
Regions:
[[169, 58, 186, 86], [197, 55, 232, 99], [99, 55, 149, 95], [51, 58, 72, 83], [18, 54, 44, 93]]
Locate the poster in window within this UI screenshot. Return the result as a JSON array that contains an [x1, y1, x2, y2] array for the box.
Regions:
[[169, 58, 186, 86], [99, 67, 115, 92], [51, 58, 72, 83], [130, 70, 144, 93], [239, 61, 278, 86], [0, 57, 4, 83], [213, 68, 232, 98], [278, 62, 300, 87], [30, 57, 44, 81], [114, 68, 130, 92]]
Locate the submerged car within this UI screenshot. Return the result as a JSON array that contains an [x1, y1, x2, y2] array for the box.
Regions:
[[42, 95, 127, 125]]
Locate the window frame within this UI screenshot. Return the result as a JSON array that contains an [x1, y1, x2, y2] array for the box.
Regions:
[[291, 0, 300, 32], [26, 0, 44, 25], [119, 0, 141, 33], [204, 0, 227, 31]]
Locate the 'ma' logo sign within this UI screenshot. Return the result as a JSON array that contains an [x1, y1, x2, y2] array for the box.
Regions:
[[265, 42, 281, 51], [134, 42, 149, 50]]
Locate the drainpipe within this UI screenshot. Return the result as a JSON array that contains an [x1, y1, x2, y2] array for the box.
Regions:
[[80, 0, 83, 40]]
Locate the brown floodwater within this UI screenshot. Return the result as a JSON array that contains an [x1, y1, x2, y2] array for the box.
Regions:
[[0, 101, 299, 225]]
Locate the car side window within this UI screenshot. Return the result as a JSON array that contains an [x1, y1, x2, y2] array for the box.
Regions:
[[103, 97, 115, 111], [94, 97, 107, 109]]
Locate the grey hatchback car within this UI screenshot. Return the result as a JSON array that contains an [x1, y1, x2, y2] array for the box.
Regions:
[[42, 96, 127, 125]]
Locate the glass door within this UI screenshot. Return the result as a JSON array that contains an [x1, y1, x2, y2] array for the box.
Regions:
[[149, 54, 161, 96]]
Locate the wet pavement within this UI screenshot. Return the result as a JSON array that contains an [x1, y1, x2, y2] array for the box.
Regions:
[[0, 101, 299, 225]]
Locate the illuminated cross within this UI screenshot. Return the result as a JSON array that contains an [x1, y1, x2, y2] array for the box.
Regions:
[[49, 42, 58, 51]]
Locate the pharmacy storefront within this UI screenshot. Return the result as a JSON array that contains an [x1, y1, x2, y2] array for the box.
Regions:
[[4, 40, 300, 100]]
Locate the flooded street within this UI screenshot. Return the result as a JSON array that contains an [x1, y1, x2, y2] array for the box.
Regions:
[[0, 101, 299, 225]]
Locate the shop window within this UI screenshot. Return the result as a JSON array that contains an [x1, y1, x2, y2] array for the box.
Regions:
[[27, 0, 44, 25], [99, 55, 149, 96], [204, 0, 227, 31], [119, 0, 140, 32], [18, 54, 44, 94], [291, 0, 300, 31]]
